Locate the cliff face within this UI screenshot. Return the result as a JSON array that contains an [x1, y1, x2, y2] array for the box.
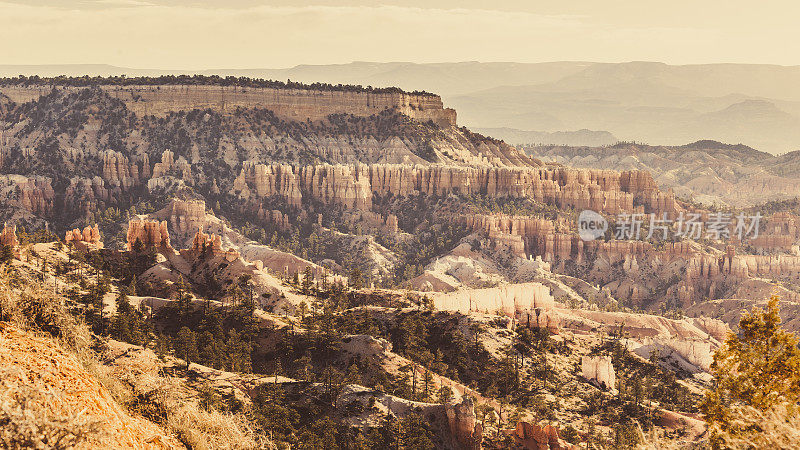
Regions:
[[0, 175, 56, 217], [0, 88, 540, 227], [1, 84, 458, 128], [432, 282, 556, 331], [234, 163, 667, 214]]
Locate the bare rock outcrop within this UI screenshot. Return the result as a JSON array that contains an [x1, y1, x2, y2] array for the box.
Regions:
[[581, 356, 616, 391], [150, 149, 192, 183], [234, 164, 672, 216], [652, 337, 714, 372], [159, 198, 207, 241], [65, 176, 110, 216], [64, 224, 103, 252], [509, 421, 573, 450], [432, 283, 558, 331], [59, 84, 458, 127], [432, 283, 553, 315], [182, 227, 241, 263], [445, 396, 482, 450], [100, 149, 139, 189], [0, 222, 20, 257], [11, 176, 55, 216], [126, 219, 172, 251]]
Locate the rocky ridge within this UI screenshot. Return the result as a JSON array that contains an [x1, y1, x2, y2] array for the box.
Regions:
[[527, 141, 800, 207]]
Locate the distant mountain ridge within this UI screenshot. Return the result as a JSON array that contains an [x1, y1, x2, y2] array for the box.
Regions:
[[474, 127, 618, 147], [527, 140, 800, 207]]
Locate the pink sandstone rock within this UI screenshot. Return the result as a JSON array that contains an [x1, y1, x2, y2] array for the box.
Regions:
[[445, 396, 482, 450], [0, 223, 20, 258], [510, 421, 574, 450], [64, 224, 103, 252], [182, 227, 240, 261], [126, 219, 172, 251], [233, 164, 672, 216]]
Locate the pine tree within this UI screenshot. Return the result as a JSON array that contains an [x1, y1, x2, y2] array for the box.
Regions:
[[175, 326, 199, 367], [110, 289, 140, 343], [700, 296, 800, 443], [301, 266, 314, 294], [0, 245, 14, 264], [437, 385, 453, 404], [132, 237, 145, 253], [349, 267, 363, 290], [297, 301, 308, 321], [398, 413, 436, 450], [225, 330, 252, 373]]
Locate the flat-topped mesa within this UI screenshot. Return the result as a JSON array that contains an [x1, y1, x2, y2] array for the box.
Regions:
[[64, 224, 103, 252], [581, 356, 616, 391], [126, 219, 171, 252], [1, 84, 457, 128], [119, 85, 458, 128], [235, 163, 672, 214], [0, 222, 20, 258]]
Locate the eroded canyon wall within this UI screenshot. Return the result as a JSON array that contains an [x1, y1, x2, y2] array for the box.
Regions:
[[234, 163, 671, 215]]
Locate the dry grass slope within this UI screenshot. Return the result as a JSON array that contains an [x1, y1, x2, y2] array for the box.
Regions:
[[0, 323, 180, 449], [0, 265, 273, 449]]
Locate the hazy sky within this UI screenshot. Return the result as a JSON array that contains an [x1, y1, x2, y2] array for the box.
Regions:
[[1, 0, 798, 69]]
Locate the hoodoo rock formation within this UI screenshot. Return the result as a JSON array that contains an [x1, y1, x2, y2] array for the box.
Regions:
[[182, 227, 242, 263], [445, 396, 483, 450], [1, 175, 56, 216], [0, 222, 20, 258], [126, 219, 172, 251], [234, 163, 672, 215], [509, 421, 574, 450], [432, 283, 558, 330], [157, 198, 207, 242], [64, 224, 103, 252], [100, 150, 139, 189], [150, 150, 192, 183], [581, 356, 616, 391]]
